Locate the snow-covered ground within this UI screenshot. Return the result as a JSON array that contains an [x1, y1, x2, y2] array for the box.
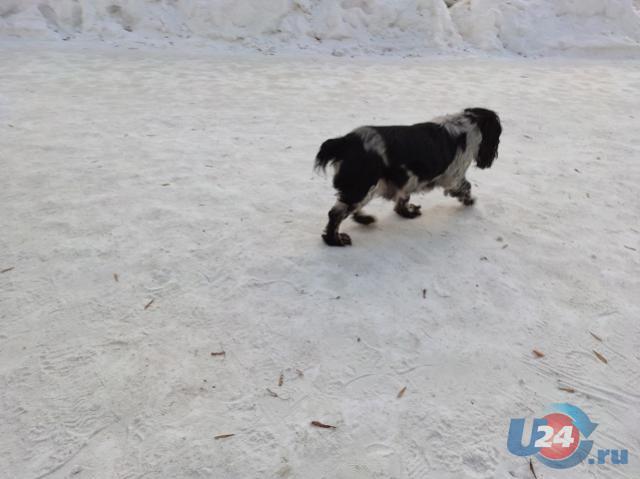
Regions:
[[2, 0, 640, 57], [1, 44, 639, 478]]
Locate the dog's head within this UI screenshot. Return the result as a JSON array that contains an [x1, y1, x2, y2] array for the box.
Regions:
[[465, 108, 502, 169]]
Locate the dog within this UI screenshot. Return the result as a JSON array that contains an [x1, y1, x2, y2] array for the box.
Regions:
[[314, 107, 502, 246]]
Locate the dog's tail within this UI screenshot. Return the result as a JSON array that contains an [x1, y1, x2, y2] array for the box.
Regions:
[[314, 135, 356, 172]]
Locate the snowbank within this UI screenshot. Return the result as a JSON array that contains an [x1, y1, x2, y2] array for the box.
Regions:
[[1, 0, 640, 56], [450, 0, 640, 55]]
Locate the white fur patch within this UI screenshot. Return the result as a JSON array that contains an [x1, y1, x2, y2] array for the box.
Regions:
[[353, 126, 389, 165], [432, 113, 482, 190], [436, 130, 481, 190]]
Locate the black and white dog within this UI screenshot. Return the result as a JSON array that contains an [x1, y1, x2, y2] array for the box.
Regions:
[[315, 108, 502, 246]]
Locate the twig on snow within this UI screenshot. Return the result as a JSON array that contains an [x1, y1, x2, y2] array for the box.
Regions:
[[310, 421, 336, 429], [593, 350, 608, 364]]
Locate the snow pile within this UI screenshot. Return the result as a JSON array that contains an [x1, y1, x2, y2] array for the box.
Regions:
[[450, 0, 640, 55], [1, 0, 640, 56]]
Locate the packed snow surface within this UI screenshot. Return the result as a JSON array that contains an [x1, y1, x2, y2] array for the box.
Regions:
[[1, 0, 640, 56], [1, 45, 639, 478]]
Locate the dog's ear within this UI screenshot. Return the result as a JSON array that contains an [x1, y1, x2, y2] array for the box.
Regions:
[[466, 108, 502, 169]]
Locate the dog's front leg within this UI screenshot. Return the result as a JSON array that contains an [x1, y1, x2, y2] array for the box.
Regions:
[[446, 178, 475, 206], [394, 195, 422, 218]]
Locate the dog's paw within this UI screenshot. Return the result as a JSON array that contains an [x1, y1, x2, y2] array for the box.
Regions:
[[322, 232, 352, 246], [462, 197, 475, 206], [396, 203, 422, 219], [338, 233, 352, 245], [352, 213, 376, 225]]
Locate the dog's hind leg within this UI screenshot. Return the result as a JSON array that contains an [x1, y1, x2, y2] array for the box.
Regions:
[[323, 189, 376, 246], [351, 186, 378, 225], [446, 178, 475, 206], [323, 149, 382, 246], [322, 201, 355, 246], [394, 195, 422, 218]]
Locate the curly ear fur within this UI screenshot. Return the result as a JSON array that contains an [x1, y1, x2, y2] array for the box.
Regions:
[[465, 108, 502, 169]]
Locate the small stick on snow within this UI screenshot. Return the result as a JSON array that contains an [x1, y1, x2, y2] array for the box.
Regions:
[[296, 369, 304, 378], [144, 299, 154, 310], [278, 372, 284, 387], [529, 458, 539, 479], [214, 433, 235, 440], [623, 245, 637, 251], [558, 386, 576, 393], [593, 350, 608, 364], [113, 273, 119, 282], [310, 421, 336, 429], [266, 388, 278, 398], [397, 386, 407, 399], [532, 350, 545, 358], [210, 351, 226, 357], [589, 331, 602, 342], [422, 289, 427, 299], [1, 267, 15, 274]]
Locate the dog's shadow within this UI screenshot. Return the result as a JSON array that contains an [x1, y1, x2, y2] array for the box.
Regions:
[[296, 201, 488, 290], [347, 202, 479, 249], [245, 198, 494, 302]]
